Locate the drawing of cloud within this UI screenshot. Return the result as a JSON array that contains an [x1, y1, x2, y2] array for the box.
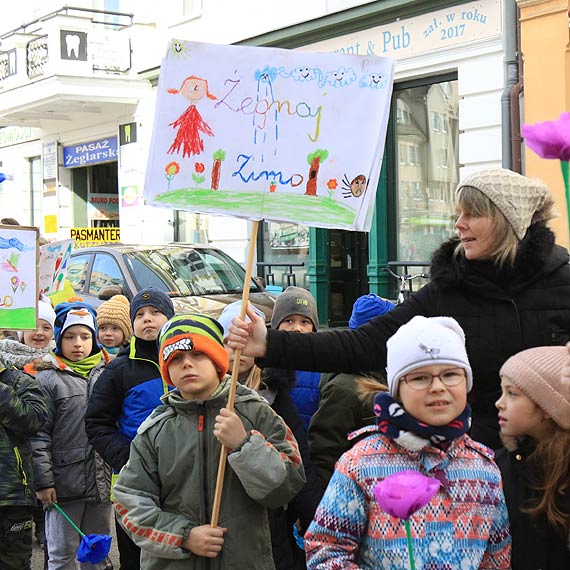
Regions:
[[289, 67, 320, 82], [325, 67, 357, 87], [359, 73, 387, 89]]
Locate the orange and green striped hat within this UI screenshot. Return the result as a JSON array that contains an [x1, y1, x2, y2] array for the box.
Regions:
[[158, 314, 229, 384]]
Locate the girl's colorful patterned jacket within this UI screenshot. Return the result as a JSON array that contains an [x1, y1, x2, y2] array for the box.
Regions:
[[305, 425, 511, 570]]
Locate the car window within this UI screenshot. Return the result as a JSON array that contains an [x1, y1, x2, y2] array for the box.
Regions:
[[123, 247, 257, 296], [88, 253, 125, 296], [67, 254, 91, 294], [126, 257, 169, 291]]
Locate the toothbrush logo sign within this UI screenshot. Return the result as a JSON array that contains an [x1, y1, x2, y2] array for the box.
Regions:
[[60, 30, 87, 61]]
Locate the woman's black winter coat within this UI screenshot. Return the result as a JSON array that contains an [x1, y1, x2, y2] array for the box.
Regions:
[[260, 224, 570, 449], [495, 441, 570, 569]]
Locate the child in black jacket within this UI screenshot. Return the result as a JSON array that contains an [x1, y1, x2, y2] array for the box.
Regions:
[[85, 288, 175, 570], [495, 346, 570, 570]]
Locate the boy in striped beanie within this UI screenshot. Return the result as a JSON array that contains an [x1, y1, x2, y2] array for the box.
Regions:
[[158, 314, 230, 396], [113, 313, 306, 567]]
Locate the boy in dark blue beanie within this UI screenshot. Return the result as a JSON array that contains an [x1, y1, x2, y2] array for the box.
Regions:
[[85, 287, 175, 570]]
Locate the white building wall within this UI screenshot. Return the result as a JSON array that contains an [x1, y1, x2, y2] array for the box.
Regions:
[[0, 0, 507, 257], [0, 139, 42, 225]]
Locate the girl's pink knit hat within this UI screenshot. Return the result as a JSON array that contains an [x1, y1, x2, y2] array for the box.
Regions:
[[500, 346, 570, 429]]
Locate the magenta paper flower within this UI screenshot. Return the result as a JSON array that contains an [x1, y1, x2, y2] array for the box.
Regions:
[[373, 470, 440, 520], [522, 113, 570, 161]]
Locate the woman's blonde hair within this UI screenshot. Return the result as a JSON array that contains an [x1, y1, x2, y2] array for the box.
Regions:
[[454, 186, 555, 267]]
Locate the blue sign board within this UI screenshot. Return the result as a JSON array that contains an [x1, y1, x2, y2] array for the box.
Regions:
[[63, 136, 118, 168]]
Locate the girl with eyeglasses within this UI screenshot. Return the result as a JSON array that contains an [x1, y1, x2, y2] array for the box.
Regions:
[[304, 316, 511, 569]]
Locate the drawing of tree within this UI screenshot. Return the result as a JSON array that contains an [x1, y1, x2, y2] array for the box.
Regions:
[[305, 149, 329, 196], [211, 149, 226, 190]]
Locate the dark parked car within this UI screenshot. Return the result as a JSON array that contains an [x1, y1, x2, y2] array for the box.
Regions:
[[67, 243, 275, 321]]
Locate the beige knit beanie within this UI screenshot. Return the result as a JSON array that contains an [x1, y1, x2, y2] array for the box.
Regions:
[[500, 346, 570, 429], [96, 294, 133, 341], [456, 169, 548, 240]]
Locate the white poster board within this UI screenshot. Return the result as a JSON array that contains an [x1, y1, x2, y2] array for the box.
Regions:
[[0, 225, 39, 330], [39, 239, 74, 295], [144, 40, 395, 231]]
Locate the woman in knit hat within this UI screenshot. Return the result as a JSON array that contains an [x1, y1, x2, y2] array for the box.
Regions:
[[227, 168, 570, 450], [96, 294, 132, 357], [495, 346, 570, 570]]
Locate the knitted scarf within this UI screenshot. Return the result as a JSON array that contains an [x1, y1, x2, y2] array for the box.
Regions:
[[58, 351, 103, 378], [374, 392, 472, 451]]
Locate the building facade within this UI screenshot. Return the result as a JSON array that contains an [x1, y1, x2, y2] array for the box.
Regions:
[[0, 0, 550, 326]]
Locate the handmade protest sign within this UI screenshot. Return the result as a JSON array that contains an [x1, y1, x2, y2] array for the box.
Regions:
[[0, 225, 39, 330], [39, 239, 74, 295], [144, 40, 394, 232]]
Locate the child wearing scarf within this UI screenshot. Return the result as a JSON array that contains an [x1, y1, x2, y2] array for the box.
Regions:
[[305, 316, 511, 569], [28, 301, 111, 569]]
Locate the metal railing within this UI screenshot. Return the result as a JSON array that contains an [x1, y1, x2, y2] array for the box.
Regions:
[[256, 262, 305, 288], [27, 36, 48, 79]]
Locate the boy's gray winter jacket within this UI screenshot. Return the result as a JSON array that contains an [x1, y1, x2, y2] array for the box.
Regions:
[[113, 377, 306, 570], [30, 355, 111, 503]]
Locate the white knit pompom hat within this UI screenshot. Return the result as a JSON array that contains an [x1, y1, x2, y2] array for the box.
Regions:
[[386, 316, 473, 397]]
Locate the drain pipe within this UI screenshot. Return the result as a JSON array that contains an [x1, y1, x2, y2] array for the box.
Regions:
[[509, 16, 523, 175], [501, 0, 520, 171]]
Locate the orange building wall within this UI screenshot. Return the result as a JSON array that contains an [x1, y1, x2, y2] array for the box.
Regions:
[[517, 0, 570, 245]]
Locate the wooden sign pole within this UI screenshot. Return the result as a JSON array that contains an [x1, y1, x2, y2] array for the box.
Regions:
[[210, 219, 260, 527]]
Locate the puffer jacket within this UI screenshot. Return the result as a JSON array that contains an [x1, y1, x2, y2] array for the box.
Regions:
[[290, 370, 321, 431], [0, 367, 48, 507], [495, 440, 570, 570], [113, 377, 306, 570], [85, 336, 169, 471], [261, 224, 570, 449], [309, 372, 384, 489], [305, 426, 511, 569], [30, 354, 111, 503]]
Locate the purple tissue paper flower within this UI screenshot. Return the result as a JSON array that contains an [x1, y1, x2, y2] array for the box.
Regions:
[[522, 113, 570, 161], [373, 470, 440, 520], [76, 533, 112, 564]]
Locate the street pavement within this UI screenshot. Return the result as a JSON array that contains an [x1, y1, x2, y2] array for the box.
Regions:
[[31, 521, 120, 569]]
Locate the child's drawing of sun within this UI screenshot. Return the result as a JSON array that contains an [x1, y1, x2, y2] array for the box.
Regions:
[[169, 39, 190, 59]]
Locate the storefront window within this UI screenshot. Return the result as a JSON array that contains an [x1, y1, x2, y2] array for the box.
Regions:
[[395, 80, 459, 261], [258, 221, 309, 292]]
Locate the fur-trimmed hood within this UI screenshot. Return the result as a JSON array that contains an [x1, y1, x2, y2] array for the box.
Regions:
[[0, 338, 55, 370]]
